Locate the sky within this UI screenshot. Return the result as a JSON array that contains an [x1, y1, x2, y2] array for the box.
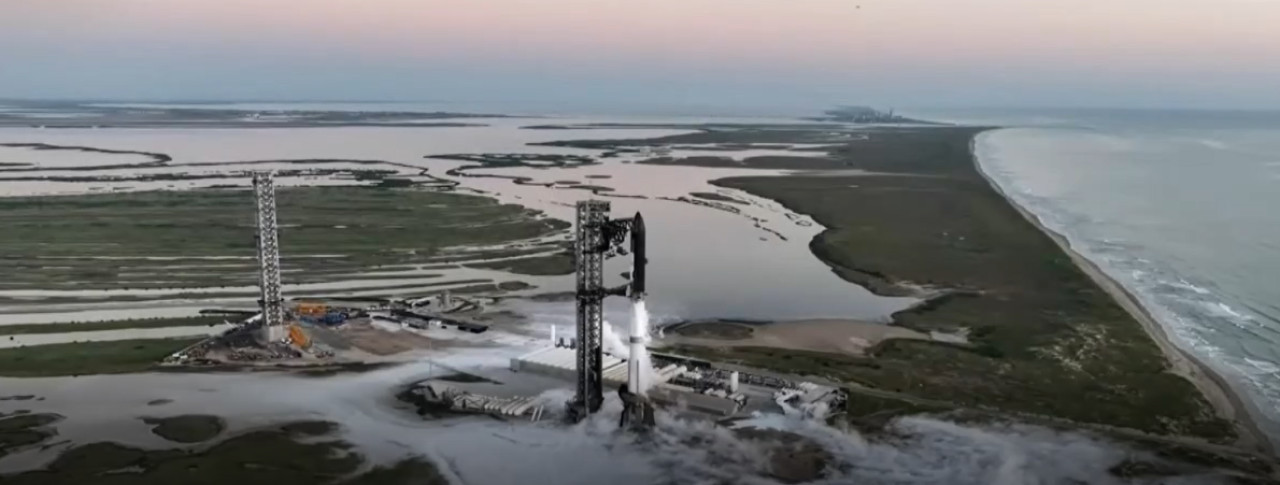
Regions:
[[2, 0, 1279, 111]]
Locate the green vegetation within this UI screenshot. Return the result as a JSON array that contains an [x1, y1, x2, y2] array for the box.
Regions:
[[0, 413, 61, 458], [0, 187, 568, 291], [843, 392, 946, 421], [0, 420, 448, 485], [465, 252, 573, 275], [0, 142, 171, 164], [806, 106, 938, 125], [563, 184, 615, 192], [142, 415, 225, 443], [0, 316, 228, 336], [635, 127, 1232, 441], [0, 338, 202, 377], [430, 152, 594, 169], [839, 392, 953, 433], [688, 192, 746, 205]]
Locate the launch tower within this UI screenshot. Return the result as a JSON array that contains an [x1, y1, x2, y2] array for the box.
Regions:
[[253, 172, 285, 342], [568, 200, 647, 423]]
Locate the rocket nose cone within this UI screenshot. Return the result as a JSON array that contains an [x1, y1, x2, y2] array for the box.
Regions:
[[634, 212, 644, 224]]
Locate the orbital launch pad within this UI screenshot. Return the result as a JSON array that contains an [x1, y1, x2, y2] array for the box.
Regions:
[[507, 201, 840, 426], [566, 200, 654, 427]]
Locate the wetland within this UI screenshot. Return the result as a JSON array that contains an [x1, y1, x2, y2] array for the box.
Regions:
[[0, 104, 1272, 483]]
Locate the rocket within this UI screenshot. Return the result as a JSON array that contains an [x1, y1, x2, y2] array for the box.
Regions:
[[629, 212, 646, 299], [627, 211, 650, 399]]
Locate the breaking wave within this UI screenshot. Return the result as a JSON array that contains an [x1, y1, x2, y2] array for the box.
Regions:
[[975, 129, 1280, 444]]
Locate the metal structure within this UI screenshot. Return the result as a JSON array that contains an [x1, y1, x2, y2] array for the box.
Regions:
[[253, 172, 285, 342], [621, 212, 655, 430], [568, 201, 634, 421], [569, 200, 611, 420], [629, 213, 647, 298]]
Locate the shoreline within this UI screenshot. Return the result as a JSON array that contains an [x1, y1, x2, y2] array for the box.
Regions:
[[969, 131, 1274, 455]]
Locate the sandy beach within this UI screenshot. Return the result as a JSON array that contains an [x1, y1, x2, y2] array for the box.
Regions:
[[970, 137, 1274, 455]]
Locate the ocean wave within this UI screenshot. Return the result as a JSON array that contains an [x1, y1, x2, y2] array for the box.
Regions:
[[1243, 357, 1280, 375], [975, 128, 1280, 441], [1202, 301, 1254, 322], [1138, 275, 1214, 296], [1171, 280, 1212, 295]]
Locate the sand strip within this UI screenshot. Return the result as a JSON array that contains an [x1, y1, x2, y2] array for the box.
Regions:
[[970, 135, 1273, 454], [661, 319, 928, 356]]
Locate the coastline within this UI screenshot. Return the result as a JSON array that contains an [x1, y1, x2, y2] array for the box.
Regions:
[[968, 131, 1273, 455]]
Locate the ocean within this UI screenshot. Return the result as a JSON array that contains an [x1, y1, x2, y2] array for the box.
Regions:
[[915, 108, 1280, 442]]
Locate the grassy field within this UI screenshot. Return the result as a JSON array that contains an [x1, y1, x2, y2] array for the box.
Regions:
[[0, 338, 202, 377], [0, 186, 569, 291], [601, 127, 1234, 441], [0, 316, 228, 336]]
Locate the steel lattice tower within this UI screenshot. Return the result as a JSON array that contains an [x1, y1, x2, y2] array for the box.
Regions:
[[571, 200, 610, 419], [253, 172, 284, 341], [569, 200, 639, 421]]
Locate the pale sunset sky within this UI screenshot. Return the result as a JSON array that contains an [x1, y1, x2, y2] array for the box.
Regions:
[[1, 0, 1277, 110]]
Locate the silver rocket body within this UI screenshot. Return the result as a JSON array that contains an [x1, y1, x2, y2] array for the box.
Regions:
[[627, 212, 648, 395]]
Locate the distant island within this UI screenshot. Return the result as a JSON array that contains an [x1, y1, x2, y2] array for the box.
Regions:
[[804, 106, 944, 125]]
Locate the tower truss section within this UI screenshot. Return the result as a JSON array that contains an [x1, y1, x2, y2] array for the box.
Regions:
[[570, 200, 610, 420], [253, 172, 284, 341]]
